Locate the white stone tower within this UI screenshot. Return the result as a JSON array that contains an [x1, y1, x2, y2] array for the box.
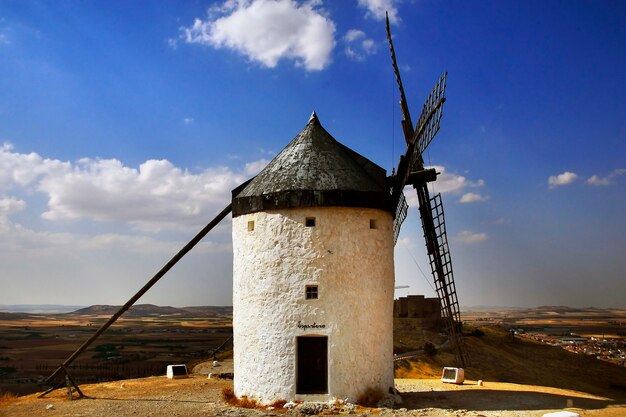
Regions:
[[231, 113, 395, 403]]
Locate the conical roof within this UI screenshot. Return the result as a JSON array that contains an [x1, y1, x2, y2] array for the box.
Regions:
[[232, 113, 391, 217]]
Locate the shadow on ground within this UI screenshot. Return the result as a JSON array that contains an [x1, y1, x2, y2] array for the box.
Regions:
[[400, 389, 622, 412], [78, 396, 216, 404]]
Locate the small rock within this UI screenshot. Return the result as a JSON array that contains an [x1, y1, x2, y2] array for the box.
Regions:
[[46, 404, 54, 410], [343, 403, 356, 412], [295, 402, 328, 415], [284, 401, 297, 409], [120, 382, 126, 388]]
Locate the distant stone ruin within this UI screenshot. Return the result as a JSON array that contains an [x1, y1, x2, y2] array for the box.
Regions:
[[394, 295, 442, 329]]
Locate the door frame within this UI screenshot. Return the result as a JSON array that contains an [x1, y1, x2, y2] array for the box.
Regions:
[[295, 335, 328, 394]]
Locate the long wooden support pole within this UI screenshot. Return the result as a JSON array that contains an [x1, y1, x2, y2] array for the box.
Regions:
[[43, 203, 233, 386]]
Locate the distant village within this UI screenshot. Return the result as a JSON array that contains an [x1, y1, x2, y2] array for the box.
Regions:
[[509, 327, 626, 367]]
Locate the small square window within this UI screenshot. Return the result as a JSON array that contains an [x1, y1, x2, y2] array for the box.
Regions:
[[305, 217, 316, 227], [247, 220, 255, 231], [369, 219, 378, 229], [305, 285, 318, 300]]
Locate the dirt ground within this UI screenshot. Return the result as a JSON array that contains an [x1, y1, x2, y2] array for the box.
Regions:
[[2, 362, 624, 417]]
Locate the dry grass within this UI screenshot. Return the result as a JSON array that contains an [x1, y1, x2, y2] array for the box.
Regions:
[[0, 391, 18, 406], [221, 387, 289, 411], [395, 356, 450, 379], [268, 399, 287, 408], [221, 386, 262, 409]]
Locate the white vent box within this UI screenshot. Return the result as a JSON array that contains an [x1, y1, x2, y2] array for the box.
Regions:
[[166, 364, 188, 379], [441, 367, 464, 384]]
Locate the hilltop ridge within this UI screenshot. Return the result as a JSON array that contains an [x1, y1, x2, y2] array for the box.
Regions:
[[69, 304, 233, 317]]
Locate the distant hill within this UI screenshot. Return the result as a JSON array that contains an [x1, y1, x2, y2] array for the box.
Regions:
[[69, 304, 232, 317], [0, 311, 36, 320], [461, 305, 525, 312], [462, 305, 625, 314], [71, 304, 186, 316], [0, 304, 86, 314], [182, 306, 233, 316]]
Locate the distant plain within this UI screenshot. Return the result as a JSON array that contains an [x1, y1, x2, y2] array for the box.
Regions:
[[0, 305, 232, 396]]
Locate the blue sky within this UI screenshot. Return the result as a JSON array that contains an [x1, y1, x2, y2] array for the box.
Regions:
[[0, 0, 624, 308]]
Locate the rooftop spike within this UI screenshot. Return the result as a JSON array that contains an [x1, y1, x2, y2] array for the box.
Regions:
[[308, 111, 320, 126]]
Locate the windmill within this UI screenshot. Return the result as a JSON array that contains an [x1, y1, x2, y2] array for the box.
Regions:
[[39, 15, 467, 400], [386, 13, 469, 367]]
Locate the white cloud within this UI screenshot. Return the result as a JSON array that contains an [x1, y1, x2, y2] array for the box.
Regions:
[[357, 0, 400, 23], [344, 29, 364, 43], [343, 29, 377, 61], [431, 165, 485, 194], [38, 158, 244, 231], [244, 158, 270, 176], [455, 230, 487, 244], [0, 142, 70, 188], [459, 192, 490, 203], [182, 0, 336, 71], [586, 168, 625, 186], [0, 223, 179, 254], [404, 165, 485, 208], [0, 143, 265, 232], [184, 117, 194, 125], [0, 196, 26, 228], [548, 171, 578, 189], [0, 196, 26, 215]]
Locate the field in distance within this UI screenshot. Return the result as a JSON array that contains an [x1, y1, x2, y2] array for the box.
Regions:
[[462, 305, 626, 336], [2, 304, 624, 400], [0, 304, 232, 396]]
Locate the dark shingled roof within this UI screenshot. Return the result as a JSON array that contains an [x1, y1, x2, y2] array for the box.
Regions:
[[232, 112, 392, 217]]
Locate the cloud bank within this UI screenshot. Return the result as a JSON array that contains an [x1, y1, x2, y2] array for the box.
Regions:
[[0, 142, 266, 233], [182, 0, 336, 71]]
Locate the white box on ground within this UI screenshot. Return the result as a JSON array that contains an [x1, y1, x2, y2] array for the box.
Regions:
[[166, 364, 188, 379], [542, 412, 580, 417], [441, 367, 465, 384]]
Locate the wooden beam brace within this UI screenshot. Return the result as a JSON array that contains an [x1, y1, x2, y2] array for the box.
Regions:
[[407, 168, 438, 185]]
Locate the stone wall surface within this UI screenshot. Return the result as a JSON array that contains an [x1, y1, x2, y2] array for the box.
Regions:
[[232, 206, 395, 403]]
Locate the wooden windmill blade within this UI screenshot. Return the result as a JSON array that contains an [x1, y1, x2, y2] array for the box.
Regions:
[[386, 14, 469, 367], [389, 72, 447, 210]]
